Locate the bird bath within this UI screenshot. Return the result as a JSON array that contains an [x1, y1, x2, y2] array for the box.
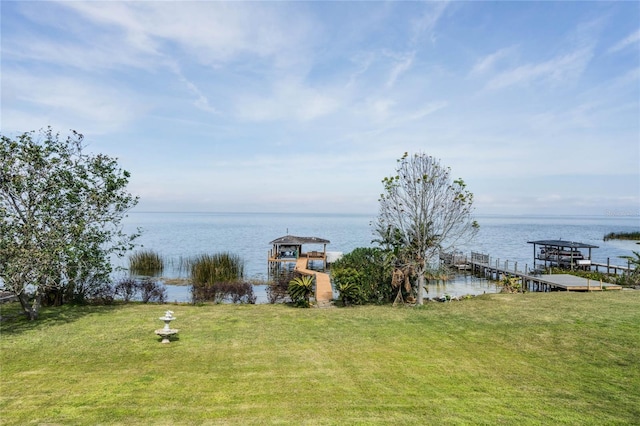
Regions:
[[155, 310, 179, 344]]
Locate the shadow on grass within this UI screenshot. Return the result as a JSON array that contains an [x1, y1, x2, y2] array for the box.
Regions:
[[0, 302, 128, 336]]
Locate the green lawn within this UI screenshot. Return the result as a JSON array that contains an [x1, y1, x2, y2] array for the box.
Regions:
[[1, 292, 639, 425]]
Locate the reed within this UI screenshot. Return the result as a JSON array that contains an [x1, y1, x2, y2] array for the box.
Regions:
[[129, 250, 164, 277], [190, 252, 244, 285]]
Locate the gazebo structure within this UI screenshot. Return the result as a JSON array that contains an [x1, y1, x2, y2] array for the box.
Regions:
[[528, 239, 599, 271], [268, 235, 330, 274]]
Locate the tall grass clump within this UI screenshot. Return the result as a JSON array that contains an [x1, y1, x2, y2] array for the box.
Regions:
[[190, 253, 248, 303], [129, 250, 164, 276], [190, 253, 244, 284]]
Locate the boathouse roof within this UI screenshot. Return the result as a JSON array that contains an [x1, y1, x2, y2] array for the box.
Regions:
[[527, 239, 599, 249], [270, 235, 330, 245]]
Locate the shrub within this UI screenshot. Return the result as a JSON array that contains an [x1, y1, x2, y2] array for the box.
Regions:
[[267, 269, 293, 304], [115, 278, 138, 302], [114, 277, 167, 303], [191, 281, 256, 304], [129, 250, 165, 277], [138, 279, 167, 303], [332, 267, 363, 306], [330, 247, 394, 305], [288, 275, 314, 308]]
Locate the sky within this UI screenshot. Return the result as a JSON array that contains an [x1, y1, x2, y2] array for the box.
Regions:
[[2, 1, 639, 216]]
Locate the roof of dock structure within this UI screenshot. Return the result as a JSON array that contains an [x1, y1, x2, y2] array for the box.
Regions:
[[527, 239, 599, 249], [269, 235, 330, 245]]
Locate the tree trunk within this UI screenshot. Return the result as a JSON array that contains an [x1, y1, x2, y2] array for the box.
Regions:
[[417, 273, 425, 305], [18, 292, 40, 320]]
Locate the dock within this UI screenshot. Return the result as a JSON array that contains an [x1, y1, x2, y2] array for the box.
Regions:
[[467, 252, 623, 292], [267, 234, 334, 304], [294, 258, 333, 303]]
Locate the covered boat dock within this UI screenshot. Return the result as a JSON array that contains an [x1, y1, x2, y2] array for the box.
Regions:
[[268, 235, 330, 271], [528, 239, 599, 271]]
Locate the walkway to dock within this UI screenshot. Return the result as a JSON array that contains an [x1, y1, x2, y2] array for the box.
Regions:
[[468, 254, 622, 292], [295, 258, 333, 305]]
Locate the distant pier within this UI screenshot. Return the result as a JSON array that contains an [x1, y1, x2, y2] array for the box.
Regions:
[[440, 250, 627, 292], [465, 251, 623, 292]]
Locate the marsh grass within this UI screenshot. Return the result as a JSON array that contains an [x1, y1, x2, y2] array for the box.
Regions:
[[1, 292, 639, 424], [604, 231, 640, 241], [129, 250, 164, 277], [190, 252, 244, 284]]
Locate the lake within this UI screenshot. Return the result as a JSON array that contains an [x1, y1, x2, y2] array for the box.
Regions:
[[119, 212, 639, 302]]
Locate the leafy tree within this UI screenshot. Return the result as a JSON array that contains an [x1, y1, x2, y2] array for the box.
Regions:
[[0, 128, 139, 319], [374, 153, 478, 305]]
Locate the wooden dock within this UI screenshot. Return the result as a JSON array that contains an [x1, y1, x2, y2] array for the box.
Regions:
[[294, 258, 333, 303], [468, 252, 623, 292]]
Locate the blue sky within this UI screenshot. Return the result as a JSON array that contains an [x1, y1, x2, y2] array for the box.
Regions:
[[2, 1, 639, 216]]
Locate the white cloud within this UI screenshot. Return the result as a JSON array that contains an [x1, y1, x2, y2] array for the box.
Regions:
[[234, 80, 340, 122], [2, 72, 147, 134], [470, 47, 516, 76], [386, 51, 416, 88], [608, 29, 640, 53], [485, 47, 593, 90]]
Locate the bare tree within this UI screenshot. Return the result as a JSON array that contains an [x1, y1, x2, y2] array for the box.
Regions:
[[374, 152, 478, 305]]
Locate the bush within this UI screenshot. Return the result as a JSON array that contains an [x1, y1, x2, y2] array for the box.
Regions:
[[267, 269, 294, 304], [332, 267, 363, 306], [331, 247, 393, 305], [114, 277, 167, 303], [191, 281, 256, 304], [115, 278, 138, 302], [138, 279, 167, 303]]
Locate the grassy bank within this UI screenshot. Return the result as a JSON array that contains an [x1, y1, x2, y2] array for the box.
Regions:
[[1, 292, 639, 424]]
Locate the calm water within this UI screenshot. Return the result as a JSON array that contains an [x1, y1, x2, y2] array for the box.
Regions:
[[119, 212, 639, 302]]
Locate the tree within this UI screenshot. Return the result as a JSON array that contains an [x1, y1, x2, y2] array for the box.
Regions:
[[0, 128, 139, 319], [373, 152, 478, 305]]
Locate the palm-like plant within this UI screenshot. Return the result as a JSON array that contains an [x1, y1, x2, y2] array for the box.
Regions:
[[619, 251, 640, 286], [288, 275, 315, 307]]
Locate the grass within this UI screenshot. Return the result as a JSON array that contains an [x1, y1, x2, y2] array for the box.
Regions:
[[1, 292, 639, 425], [129, 250, 165, 277]]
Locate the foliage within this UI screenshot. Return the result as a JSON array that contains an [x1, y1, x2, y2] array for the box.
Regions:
[[188, 252, 253, 304], [113, 277, 167, 303], [331, 247, 393, 305], [288, 274, 315, 307], [114, 278, 138, 302], [190, 253, 244, 285], [500, 276, 522, 293], [617, 251, 640, 286], [604, 231, 640, 241], [129, 250, 164, 276], [0, 128, 139, 320], [333, 268, 362, 306], [266, 268, 294, 304], [192, 281, 256, 304], [374, 152, 478, 304], [138, 279, 167, 303]]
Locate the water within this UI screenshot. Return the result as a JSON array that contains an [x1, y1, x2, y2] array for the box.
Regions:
[[119, 212, 639, 302]]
